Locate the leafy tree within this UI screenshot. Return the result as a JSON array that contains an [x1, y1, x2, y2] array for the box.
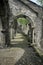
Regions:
[[17, 18, 29, 25], [37, 0, 43, 6]]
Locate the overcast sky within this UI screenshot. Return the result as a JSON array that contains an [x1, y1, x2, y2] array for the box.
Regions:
[[30, 0, 41, 5], [31, 0, 37, 3]]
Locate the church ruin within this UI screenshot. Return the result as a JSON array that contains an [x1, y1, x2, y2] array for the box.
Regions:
[[0, 0, 43, 54], [9, 0, 43, 50]]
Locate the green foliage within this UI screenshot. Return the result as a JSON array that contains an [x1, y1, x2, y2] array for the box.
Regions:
[[37, 0, 43, 5], [17, 18, 29, 25]]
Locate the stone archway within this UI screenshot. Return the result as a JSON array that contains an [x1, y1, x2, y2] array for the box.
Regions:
[[17, 14, 35, 44], [11, 14, 35, 44]]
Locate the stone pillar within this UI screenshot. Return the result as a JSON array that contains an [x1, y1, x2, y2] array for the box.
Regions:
[[1, 30, 5, 47], [0, 0, 10, 47], [32, 29, 34, 43]]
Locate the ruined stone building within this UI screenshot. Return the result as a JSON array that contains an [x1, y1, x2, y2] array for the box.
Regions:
[[0, 0, 43, 54], [9, 0, 43, 52]]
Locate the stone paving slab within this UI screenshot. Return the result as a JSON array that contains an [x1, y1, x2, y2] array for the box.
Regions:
[[0, 57, 14, 65], [0, 47, 25, 65]]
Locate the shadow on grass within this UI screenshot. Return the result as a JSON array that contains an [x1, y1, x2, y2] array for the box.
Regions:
[[10, 39, 29, 49]]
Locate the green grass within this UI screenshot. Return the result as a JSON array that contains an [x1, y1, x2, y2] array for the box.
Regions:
[[17, 18, 29, 25]]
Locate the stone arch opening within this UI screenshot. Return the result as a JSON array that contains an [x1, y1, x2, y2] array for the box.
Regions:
[[10, 14, 35, 44]]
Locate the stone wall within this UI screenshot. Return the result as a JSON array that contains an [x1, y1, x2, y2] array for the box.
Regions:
[[0, 19, 5, 47], [34, 16, 42, 48], [9, 0, 42, 49]]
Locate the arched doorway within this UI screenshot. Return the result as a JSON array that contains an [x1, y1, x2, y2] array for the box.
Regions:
[[10, 14, 35, 44]]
